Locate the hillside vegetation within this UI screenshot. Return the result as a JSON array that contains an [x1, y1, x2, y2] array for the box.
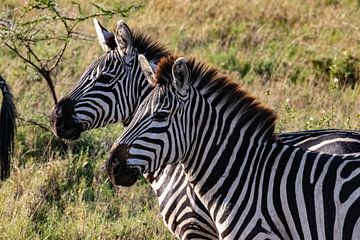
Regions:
[[0, 0, 359, 239]]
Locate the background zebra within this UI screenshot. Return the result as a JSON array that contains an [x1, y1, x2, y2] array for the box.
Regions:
[[50, 20, 360, 239], [0, 75, 16, 181], [277, 129, 360, 155], [108, 55, 360, 239], [50, 19, 170, 140]]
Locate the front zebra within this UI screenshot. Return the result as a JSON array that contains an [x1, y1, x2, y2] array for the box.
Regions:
[[108, 55, 360, 240], [0, 75, 16, 181]]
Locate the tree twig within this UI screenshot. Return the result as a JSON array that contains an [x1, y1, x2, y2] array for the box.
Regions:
[[16, 116, 51, 131]]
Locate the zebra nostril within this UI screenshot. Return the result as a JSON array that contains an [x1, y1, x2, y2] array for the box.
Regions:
[[56, 108, 63, 118], [110, 144, 131, 162], [52, 99, 76, 122]]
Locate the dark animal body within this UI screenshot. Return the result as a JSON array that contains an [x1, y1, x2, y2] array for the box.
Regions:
[[0, 75, 16, 180]]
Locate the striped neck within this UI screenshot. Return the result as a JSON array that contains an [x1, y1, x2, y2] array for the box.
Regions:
[[181, 85, 277, 187]]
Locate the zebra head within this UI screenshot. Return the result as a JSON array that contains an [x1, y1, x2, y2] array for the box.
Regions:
[[106, 55, 192, 186], [50, 19, 169, 140]]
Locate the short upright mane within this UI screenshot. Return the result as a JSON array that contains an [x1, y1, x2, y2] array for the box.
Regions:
[[155, 56, 278, 140], [132, 30, 171, 63]]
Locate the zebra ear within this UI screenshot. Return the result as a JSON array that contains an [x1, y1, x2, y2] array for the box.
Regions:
[[93, 18, 117, 51], [114, 20, 133, 57], [172, 57, 190, 93], [138, 54, 157, 86]]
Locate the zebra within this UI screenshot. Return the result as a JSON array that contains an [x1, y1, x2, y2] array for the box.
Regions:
[[107, 55, 360, 240], [50, 19, 170, 140], [0, 75, 16, 180], [50, 20, 360, 239]]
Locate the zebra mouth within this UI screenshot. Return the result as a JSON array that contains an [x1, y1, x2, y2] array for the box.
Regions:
[[112, 167, 139, 187], [106, 144, 140, 187], [50, 98, 85, 140], [51, 118, 84, 140], [106, 157, 140, 187]]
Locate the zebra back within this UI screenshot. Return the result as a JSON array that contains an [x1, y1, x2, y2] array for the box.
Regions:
[[278, 129, 360, 155]]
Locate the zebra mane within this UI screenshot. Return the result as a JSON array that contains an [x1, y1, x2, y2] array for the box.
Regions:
[[155, 56, 278, 139], [131, 30, 172, 63]]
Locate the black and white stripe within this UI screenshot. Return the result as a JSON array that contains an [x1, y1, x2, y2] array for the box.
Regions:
[[66, 49, 149, 129], [110, 56, 360, 239]]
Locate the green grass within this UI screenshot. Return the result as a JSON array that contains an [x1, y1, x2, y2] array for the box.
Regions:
[[0, 148, 173, 240], [1, 0, 360, 239]]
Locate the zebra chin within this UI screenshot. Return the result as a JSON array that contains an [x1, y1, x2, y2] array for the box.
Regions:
[[106, 143, 140, 187], [52, 127, 82, 140]]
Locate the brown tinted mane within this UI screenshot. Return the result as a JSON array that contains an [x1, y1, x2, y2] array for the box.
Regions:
[[154, 55, 178, 85], [155, 56, 278, 139], [132, 30, 171, 63]]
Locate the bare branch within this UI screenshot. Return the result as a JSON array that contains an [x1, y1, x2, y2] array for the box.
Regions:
[[24, 41, 42, 65], [0, 0, 142, 105], [49, 39, 68, 72], [3, 42, 42, 73], [16, 116, 50, 131]]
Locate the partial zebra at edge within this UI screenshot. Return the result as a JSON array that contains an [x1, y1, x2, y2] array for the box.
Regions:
[[0, 75, 16, 180]]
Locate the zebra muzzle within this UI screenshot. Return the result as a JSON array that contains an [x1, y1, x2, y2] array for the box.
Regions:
[[50, 98, 83, 140], [106, 144, 139, 187]]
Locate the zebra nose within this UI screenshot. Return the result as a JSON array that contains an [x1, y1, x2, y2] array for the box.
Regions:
[[54, 99, 75, 118], [50, 98, 82, 140], [106, 144, 139, 186]]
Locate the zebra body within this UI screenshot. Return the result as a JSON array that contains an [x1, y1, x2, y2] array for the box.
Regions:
[[50, 20, 360, 239], [108, 56, 360, 239], [0, 75, 16, 180]]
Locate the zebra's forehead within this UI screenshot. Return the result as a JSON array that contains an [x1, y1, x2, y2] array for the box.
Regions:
[[142, 86, 163, 108], [83, 50, 121, 72], [132, 85, 163, 113], [79, 51, 124, 80]]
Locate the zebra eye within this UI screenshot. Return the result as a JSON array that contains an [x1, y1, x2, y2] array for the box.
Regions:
[[98, 74, 115, 83], [153, 111, 169, 122]]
